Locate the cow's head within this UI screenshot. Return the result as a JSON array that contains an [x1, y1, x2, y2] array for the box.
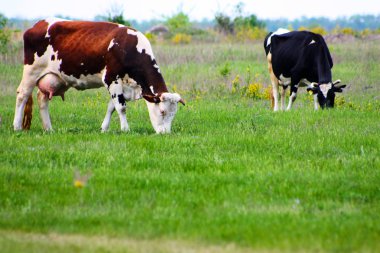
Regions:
[[144, 93, 185, 134], [307, 80, 346, 109]]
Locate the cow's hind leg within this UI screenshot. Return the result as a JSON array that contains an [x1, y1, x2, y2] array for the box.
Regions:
[[267, 53, 280, 111], [107, 82, 129, 131], [37, 89, 52, 131], [13, 79, 36, 130], [101, 100, 115, 132]]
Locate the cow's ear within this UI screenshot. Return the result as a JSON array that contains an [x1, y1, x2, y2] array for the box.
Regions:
[[333, 79, 341, 85], [143, 95, 161, 103], [333, 84, 346, 93]]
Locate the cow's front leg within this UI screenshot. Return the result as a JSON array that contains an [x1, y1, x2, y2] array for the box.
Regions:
[[313, 94, 319, 110], [101, 100, 115, 132], [37, 89, 52, 131], [108, 83, 129, 132], [286, 85, 298, 111]]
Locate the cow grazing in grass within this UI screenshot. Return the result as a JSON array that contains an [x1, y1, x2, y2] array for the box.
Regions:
[[264, 29, 346, 111], [13, 18, 184, 133]]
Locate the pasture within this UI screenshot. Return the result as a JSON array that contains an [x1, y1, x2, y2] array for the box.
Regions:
[[0, 40, 380, 252]]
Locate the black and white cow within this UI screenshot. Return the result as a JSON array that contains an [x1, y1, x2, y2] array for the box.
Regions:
[[13, 18, 184, 133], [264, 28, 346, 111]]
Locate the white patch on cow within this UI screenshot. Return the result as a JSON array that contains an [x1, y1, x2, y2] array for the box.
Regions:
[[309, 39, 316, 45], [267, 28, 290, 47], [319, 83, 332, 98], [80, 62, 84, 66], [118, 24, 125, 28], [59, 66, 107, 91], [279, 74, 291, 86], [153, 64, 161, 73], [29, 44, 63, 81], [107, 39, 115, 51], [145, 93, 181, 134], [45, 17, 69, 38], [127, 29, 155, 60], [150, 85, 156, 94]]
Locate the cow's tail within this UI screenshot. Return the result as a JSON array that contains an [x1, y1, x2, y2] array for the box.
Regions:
[[22, 94, 33, 130]]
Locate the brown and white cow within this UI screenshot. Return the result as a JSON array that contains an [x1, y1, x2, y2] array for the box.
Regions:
[[13, 18, 184, 133]]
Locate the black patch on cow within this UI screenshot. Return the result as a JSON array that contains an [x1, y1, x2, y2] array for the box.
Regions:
[[51, 55, 55, 61], [117, 94, 126, 106], [111, 94, 116, 99]]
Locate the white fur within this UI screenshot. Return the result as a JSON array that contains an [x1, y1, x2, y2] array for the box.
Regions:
[[45, 17, 69, 38], [319, 83, 332, 98], [279, 74, 291, 86], [107, 39, 115, 51], [267, 28, 290, 47], [127, 29, 161, 73], [127, 29, 155, 60]]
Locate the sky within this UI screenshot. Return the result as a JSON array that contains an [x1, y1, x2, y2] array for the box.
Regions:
[[1, 0, 380, 21]]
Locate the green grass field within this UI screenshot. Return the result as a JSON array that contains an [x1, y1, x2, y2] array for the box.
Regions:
[[0, 41, 379, 252]]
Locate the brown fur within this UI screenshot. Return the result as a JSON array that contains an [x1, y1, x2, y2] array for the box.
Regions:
[[22, 95, 33, 130]]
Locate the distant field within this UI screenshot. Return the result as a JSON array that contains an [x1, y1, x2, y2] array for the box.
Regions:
[[0, 41, 379, 253]]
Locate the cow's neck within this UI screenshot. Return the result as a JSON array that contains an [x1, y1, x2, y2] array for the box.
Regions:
[[145, 69, 168, 95], [130, 65, 168, 97]]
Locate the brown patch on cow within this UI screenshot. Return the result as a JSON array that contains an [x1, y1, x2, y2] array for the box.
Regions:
[[47, 21, 120, 79], [23, 20, 50, 65]]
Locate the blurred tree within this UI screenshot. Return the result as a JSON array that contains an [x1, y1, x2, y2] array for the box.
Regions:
[[106, 3, 131, 26], [165, 12, 191, 32], [215, 13, 234, 34], [214, 2, 265, 35], [0, 13, 11, 54]]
